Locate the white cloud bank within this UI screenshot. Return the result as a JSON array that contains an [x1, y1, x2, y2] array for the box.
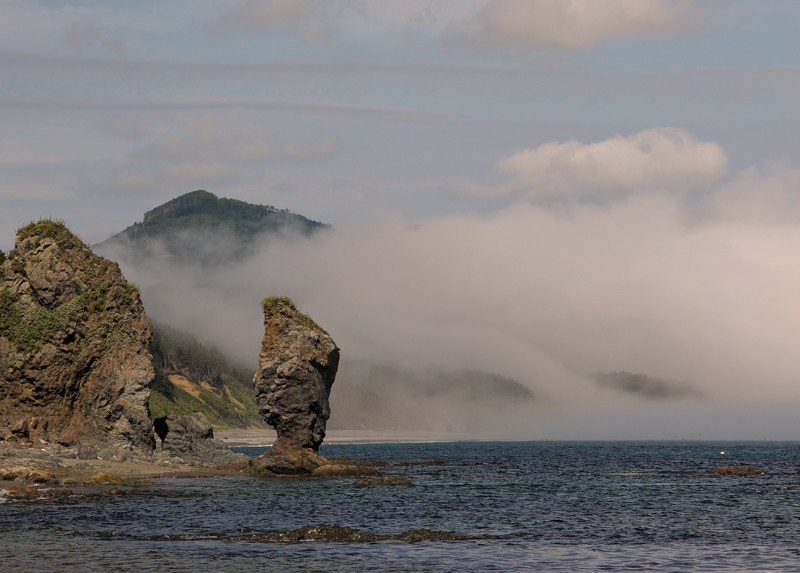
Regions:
[[109, 181, 800, 439], [453, 0, 700, 51], [463, 128, 728, 200], [710, 164, 800, 224]]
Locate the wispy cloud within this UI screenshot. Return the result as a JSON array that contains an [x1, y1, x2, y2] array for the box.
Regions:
[[95, 114, 337, 197], [112, 161, 235, 192], [0, 0, 167, 55], [216, 0, 330, 42], [451, 0, 700, 51], [60, 20, 128, 55], [0, 140, 67, 165], [215, 0, 489, 43], [0, 95, 467, 125], [139, 115, 336, 162]]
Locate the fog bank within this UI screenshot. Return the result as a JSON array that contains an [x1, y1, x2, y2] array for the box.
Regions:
[[103, 193, 800, 439]]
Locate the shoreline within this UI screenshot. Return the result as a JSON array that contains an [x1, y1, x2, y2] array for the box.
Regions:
[[215, 430, 800, 447], [215, 428, 468, 447]]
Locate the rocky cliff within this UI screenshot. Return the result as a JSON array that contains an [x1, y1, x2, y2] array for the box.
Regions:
[[252, 297, 339, 474], [0, 220, 155, 451]]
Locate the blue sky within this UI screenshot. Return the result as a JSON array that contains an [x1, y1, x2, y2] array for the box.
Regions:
[[4, 1, 800, 437]]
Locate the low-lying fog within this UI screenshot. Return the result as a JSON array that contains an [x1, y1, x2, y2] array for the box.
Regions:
[[100, 194, 800, 440]]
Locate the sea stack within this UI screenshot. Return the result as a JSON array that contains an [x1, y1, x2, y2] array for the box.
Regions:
[[251, 297, 339, 474], [0, 220, 155, 452]]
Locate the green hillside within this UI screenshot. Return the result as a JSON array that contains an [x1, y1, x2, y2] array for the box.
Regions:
[[97, 189, 327, 264], [148, 322, 263, 429]]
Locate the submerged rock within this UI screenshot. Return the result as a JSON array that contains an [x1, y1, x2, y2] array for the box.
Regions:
[[311, 463, 379, 477], [353, 476, 413, 487], [251, 297, 340, 475], [153, 523, 478, 543], [708, 466, 768, 476], [0, 220, 155, 452]]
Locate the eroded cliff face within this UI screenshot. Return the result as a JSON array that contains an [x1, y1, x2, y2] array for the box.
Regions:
[[0, 221, 155, 452], [252, 297, 339, 474]]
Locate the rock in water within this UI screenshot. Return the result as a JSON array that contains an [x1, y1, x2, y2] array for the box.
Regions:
[[252, 297, 339, 474], [0, 220, 155, 452], [155, 412, 248, 464]]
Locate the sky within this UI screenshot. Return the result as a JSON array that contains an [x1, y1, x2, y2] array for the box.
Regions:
[[4, 0, 800, 439]]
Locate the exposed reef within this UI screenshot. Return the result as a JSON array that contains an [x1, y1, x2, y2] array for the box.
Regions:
[[353, 476, 413, 487], [0, 220, 155, 452], [707, 466, 768, 476], [149, 523, 479, 543], [251, 297, 340, 474]]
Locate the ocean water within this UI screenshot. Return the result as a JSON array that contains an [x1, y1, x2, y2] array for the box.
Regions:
[[2, 441, 800, 571]]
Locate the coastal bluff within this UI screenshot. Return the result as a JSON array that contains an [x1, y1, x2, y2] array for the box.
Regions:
[[251, 297, 340, 474], [0, 220, 155, 451], [0, 220, 246, 466]]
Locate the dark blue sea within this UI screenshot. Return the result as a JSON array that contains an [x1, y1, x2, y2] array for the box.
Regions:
[[2, 441, 800, 571]]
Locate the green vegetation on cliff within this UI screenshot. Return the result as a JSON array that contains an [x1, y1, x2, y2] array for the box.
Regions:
[[148, 323, 262, 429], [0, 289, 87, 352], [0, 220, 130, 353]]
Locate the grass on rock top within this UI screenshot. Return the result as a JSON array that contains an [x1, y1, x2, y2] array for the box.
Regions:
[[16, 219, 84, 251], [262, 296, 294, 309], [262, 296, 322, 331]]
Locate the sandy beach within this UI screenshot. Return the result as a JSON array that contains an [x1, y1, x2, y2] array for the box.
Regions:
[[214, 428, 466, 447]]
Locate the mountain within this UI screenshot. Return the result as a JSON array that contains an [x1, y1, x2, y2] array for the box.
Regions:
[[96, 189, 328, 265], [328, 362, 535, 433], [148, 323, 264, 429]]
